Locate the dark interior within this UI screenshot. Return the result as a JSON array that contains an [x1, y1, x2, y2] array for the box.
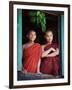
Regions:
[[22, 10, 59, 45]]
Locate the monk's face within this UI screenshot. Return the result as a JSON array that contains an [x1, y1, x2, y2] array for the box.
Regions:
[[28, 31, 36, 42], [45, 31, 53, 43]]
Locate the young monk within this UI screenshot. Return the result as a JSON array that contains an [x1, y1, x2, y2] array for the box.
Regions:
[[22, 30, 42, 73], [40, 30, 60, 76]]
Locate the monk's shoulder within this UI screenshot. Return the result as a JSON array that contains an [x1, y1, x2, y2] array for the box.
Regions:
[[22, 44, 27, 49], [41, 44, 46, 51], [42, 44, 46, 48]]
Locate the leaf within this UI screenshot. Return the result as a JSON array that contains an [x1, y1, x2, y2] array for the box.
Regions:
[[29, 11, 46, 32]]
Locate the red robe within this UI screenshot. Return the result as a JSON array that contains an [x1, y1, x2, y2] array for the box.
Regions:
[[22, 43, 42, 73], [40, 43, 60, 76]]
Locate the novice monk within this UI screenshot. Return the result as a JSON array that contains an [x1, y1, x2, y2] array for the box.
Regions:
[[40, 30, 60, 76], [22, 30, 42, 73]]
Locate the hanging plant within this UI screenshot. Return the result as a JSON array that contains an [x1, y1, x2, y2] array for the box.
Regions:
[[29, 11, 46, 32]]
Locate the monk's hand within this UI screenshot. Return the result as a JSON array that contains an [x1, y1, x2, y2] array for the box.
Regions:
[[24, 69, 28, 73], [37, 71, 42, 74], [22, 69, 27, 74], [50, 47, 56, 52]]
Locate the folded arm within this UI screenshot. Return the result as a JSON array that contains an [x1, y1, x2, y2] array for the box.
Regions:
[[42, 46, 56, 58], [47, 48, 59, 57]]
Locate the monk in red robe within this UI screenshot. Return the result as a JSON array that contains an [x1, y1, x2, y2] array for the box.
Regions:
[[40, 30, 60, 76], [22, 30, 42, 73]]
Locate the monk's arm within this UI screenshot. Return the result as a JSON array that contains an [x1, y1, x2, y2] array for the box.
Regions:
[[47, 48, 59, 57], [37, 59, 41, 73], [42, 48, 56, 58]]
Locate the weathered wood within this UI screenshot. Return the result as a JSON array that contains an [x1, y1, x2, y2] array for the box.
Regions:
[[17, 71, 60, 80]]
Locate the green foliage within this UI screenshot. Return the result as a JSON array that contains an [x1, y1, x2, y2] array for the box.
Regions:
[[29, 11, 46, 32]]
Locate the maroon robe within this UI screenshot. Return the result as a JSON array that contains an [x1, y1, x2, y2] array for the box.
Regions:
[[40, 43, 60, 76]]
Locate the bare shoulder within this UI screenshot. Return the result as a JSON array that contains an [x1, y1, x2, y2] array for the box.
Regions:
[[42, 44, 46, 48], [22, 44, 27, 49], [41, 44, 46, 51]]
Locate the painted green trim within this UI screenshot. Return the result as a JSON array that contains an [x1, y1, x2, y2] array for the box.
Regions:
[[61, 15, 64, 76], [17, 9, 22, 71]]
